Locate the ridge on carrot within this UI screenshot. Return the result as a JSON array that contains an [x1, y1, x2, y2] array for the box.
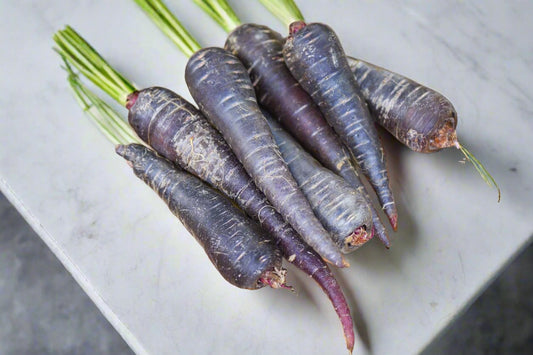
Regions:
[[54, 23, 355, 351], [63, 63, 286, 290], [133, 0, 349, 268], [194, 0, 392, 247]]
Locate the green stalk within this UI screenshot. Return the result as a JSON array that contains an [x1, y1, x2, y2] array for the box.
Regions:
[[192, 0, 242, 33], [63, 59, 142, 146], [134, 0, 201, 57], [53, 26, 138, 107], [456, 143, 501, 202], [258, 0, 305, 27]]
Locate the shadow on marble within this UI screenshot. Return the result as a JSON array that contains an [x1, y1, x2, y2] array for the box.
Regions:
[[0, 193, 134, 355]]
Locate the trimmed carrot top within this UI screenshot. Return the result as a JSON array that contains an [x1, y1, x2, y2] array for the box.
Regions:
[[193, 0, 242, 33]]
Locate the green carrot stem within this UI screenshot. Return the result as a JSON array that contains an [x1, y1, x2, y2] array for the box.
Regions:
[[193, 0, 242, 33], [134, 0, 201, 57], [53, 26, 138, 107], [456, 142, 501, 202], [258, 0, 305, 27], [63, 59, 142, 146]]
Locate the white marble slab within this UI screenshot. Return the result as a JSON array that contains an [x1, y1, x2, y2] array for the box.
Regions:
[[1, 1, 532, 354]]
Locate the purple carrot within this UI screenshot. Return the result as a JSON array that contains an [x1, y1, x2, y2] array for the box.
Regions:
[[116, 144, 285, 289], [347, 57, 458, 153], [346, 56, 500, 199], [185, 47, 347, 268], [283, 21, 398, 230]]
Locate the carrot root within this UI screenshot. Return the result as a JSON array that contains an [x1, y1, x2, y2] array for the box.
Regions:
[[259, 267, 294, 291]]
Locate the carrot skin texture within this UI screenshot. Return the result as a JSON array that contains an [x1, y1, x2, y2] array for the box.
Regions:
[[284, 22, 398, 230], [127, 87, 355, 343], [185, 48, 346, 268], [265, 112, 373, 253], [128, 87, 307, 264], [116, 143, 282, 290], [347, 57, 458, 153], [224, 23, 390, 247]]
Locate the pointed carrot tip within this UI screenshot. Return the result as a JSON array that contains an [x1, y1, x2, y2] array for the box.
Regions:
[[345, 334, 355, 354], [373, 222, 391, 248], [387, 212, 398, 231], [323, 256, 349, 268]]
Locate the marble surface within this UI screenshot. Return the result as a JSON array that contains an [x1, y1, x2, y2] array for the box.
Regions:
[[1, 1, 532, 354]]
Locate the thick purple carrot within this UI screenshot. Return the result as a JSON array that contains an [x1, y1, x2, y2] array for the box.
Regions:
[[265, 111, 373, 253], [347, 57, 500, 199], [185, 47, 347, 268], [116, 144, 284, 290], [223, 23, 390, 246], [347, 57, 457, 153], [55, 26, 357, 351], [283, 22, 398, 230]]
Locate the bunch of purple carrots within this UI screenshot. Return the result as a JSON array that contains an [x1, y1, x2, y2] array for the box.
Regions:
[[53, 0, 499, 352]]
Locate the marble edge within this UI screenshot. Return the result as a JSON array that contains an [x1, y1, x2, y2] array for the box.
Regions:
[[0, 177, 147, 355], [418, 233, 533, 353]]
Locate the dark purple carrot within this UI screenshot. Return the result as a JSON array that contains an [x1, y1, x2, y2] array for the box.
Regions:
[[283, 21, 398, 231], [117, 144, 285, 289], [185, 47, 347, 268], [347, 57, 457, 153], [55, 24, 356, 350], [265, 111, 373, 253], [63, 65, 286, 290], [347, 57, 500, 199]]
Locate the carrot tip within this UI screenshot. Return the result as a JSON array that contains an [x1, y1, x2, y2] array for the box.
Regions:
[[323, 256, 349, 268], [342, 258, 350, 268], [385, 210, 398, 231], [344, 328, 355, 354], [371, 214, 391, 248]]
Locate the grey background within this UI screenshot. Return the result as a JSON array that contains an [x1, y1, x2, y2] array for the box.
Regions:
[[1, 192, 531, 355]]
